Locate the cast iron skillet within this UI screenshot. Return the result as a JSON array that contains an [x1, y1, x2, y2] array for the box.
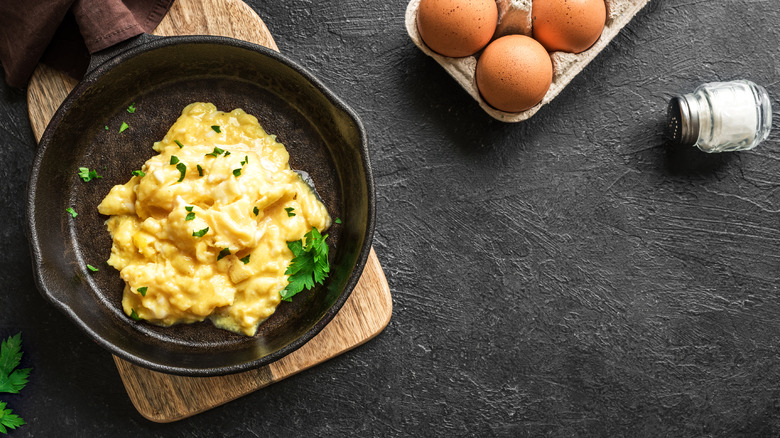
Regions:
[[27, 34, 375, 376]]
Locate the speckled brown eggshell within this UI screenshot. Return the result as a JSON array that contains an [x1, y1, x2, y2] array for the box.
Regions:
[[475, 35, 553, 113], [532, 0, 607, 54], [417, 0, 498, 57]]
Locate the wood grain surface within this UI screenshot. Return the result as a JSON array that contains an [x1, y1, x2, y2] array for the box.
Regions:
[[26, 0, 391, 423]]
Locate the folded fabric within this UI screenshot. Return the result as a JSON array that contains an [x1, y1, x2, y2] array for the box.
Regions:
[[0, 0, 173, 88]]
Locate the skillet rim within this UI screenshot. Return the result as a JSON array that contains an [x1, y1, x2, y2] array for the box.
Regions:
[[26, 35, 376, 376]]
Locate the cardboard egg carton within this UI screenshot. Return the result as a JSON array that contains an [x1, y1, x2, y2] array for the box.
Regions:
[[405, 0, 651, 122]]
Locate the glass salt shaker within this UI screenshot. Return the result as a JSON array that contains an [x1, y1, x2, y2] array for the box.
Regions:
[[667, 80, 772, 153]]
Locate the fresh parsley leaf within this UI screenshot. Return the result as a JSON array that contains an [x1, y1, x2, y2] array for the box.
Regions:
[[217, 248, 230, 260], [137, 287, 147, 296], [130, 309, 141, 321], [77, 167, 102, 182], [240, 156, 249, 166], [211, 125, 221, 133], [86, 264, 99, 272], [197, 164, 204, 176], [253, 206, 259, 216], [224, 151, 231, 157], [280, 228, 329, 301], [119, 122, 129, 133], [192, 227, 209, 237], [0, 401, 25, 434], [174, 139, 184, 148], [131, 170, 146, 177], [206, 147, 224, 157], [176, 163, 186, 182], [185, 206, 194, 212], [170, 155, 180, 165], [285, 207, 296, 217], [0, 333, 31, 396], [334, 218, 342, 224], [65, 207, 77, 218], [240, 254, 250, 264], [127, 102, 136, 113], [233, 168, 241, 177], [185, 212, 196, 221]]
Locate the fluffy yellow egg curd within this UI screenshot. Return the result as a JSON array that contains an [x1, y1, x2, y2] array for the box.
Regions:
[[97, 103, 331, 336]]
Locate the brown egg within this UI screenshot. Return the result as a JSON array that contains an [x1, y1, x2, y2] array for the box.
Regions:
[[532, 0, 607, 53], [476, 35, 553, 113], [417, 0, 498, 57]]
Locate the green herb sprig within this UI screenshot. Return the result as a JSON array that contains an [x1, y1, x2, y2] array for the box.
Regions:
[[280, 228, 329, 301], [0, 332, 31, 434]]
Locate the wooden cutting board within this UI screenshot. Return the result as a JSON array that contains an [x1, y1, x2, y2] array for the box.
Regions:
[[26, 0, 392, 423]]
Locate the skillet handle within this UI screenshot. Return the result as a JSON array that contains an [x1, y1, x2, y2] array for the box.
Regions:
[[86, 33, 163, 76]]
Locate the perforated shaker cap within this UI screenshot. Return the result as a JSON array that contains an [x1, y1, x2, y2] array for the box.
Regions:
[[667, 95, 699, 146]]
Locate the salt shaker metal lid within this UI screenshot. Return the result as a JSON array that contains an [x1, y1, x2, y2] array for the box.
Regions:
[[667, 96, 700, 146]]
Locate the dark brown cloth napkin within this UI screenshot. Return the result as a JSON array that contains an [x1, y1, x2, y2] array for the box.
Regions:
[[0, 0, 173, 88]]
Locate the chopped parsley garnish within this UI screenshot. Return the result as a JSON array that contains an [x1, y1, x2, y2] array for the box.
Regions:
[[65, 207, 77, 218], [119, 122, 129, 133], [137, 287, 147, 297], [86, 264, 99, 272], [174, 139, 184, 148], [192, 227, 209, 237], [185, 206, 194, 212], [334, 218, 342, 224], [130, 309, 141, 321], [253, 206, 259, 216], [77, 167, 102, 182], [176, 162, 186, 182], [240, 254, 251, 264], [206, 147, 225, 157], [185, 206, 195, 221], [127, 102, 136, 113], [233, 168, 241, 177], [240, 156, 249, 166], [217, 248, 230, 260], [280, 228, 329, 301], [285, 207, 296, 217], [224, 151, 231, 157], [211, 125, 221, 133], [131, 170, 145, 177], [197, 164, 204, 176], [170, 155, 180, 165]]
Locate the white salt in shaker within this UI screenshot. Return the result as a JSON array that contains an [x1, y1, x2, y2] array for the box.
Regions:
[[667, 80, 772, 153]]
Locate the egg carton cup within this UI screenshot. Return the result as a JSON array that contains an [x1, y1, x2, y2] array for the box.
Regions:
[[405, 0, 652, 122]]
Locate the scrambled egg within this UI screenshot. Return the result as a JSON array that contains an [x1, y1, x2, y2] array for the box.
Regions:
[[97, 103, 330, 336]]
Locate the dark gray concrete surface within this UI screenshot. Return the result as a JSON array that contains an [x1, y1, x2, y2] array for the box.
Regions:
[[2, 0, 780, 436]]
